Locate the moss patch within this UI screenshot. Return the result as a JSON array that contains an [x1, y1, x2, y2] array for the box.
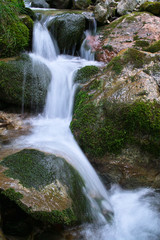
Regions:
[[105, 48, 154, 75], [74, 65, 99, 84], [143, 40, 160, 53]]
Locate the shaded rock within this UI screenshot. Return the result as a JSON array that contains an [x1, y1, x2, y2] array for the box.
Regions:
[[31, 0, 49, 8], [95, 12, 160, 62], [94, 2, 113, 24], [0, 55, 51, 112], [93, 145, 160, 189], [46, 0, 72, 9], [48, 13, 85, 54], [0, 149, 91, 225], [72, 0, 92, 9]]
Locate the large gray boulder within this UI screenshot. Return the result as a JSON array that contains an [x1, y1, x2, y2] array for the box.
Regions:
[[48, 13, 86, 53], [0, 149, 91, 225], [94, 2, 113, 24], [0, 55, 51, 112], [31, 0, 49, 8]]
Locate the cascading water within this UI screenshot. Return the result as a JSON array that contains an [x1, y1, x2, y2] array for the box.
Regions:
[[14, 16, 160, 239]]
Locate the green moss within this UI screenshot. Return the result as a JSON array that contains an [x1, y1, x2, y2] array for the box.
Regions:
[[106, 55, 123, 75], [2, 188, 23, 202], [139, 2, 160, 16], [143, 40, 160, 53], [134, 40, 150, 48], [0, 0, 30, 57], [74, 65, 99, 84], [102, 44, 114, 51], [71, 91, 160, 161]]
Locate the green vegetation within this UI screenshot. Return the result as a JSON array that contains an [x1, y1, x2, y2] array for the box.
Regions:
[[134, 40, 150, 48], [71, 90, 160, 163], [0, 149, 91, 224], [0, 0, 33, 57], [106, 48, 154, 75], [102, 44, 114, 52], [143, 40, 160, 53], [74, 65, 99, 84], [139, 2, 160, 16]]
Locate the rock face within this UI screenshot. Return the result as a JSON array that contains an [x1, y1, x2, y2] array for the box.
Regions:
[[117, 0, 147, 15], [48, 13, 85, 54], [46, 0, 72, 8], [94, 12, 160, 62], [71, 48, 160, 188], [31, 0, 49, 8], [0, 55, 51, 111], [0, 149, 90, 225]]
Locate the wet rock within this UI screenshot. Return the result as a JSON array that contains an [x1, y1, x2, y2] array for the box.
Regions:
[[48, 13, 85, 54], [95, 12, 160, 62], [0, 54, 51, 112], [0, 149, 91, 225], [31, 0, 49, 8], [46, 0, 72, 9], [117, 0, 147, 15], [74, 65, 99, 84]]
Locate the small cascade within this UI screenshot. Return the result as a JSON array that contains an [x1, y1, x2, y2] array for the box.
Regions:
[[80, 18, 97, 61]]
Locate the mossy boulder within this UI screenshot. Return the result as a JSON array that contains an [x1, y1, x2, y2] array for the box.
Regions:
[[0, 149, 91, 225], [48, 13, 85, 54], [74, 65, 99, 84], [31, 0, 49, 8], [0, 0, 32, 58], [139, 2, 160, 16], [71, 48, 160, 166], [0, 55, 51, 112]]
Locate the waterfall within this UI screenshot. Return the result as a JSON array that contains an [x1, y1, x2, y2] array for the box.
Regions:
[[15, 17, 160, 240]]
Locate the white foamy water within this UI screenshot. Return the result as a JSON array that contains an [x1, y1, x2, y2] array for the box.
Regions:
[[13, 18, 160, 239]]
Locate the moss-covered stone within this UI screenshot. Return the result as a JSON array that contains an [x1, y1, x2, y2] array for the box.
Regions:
[[144, 40, 160, 53], [0, 149, 91, 225], [0, 55, 51, 112], [0, 0, 31, 58], [74, 65, 99, 84], [139, 2, 160, 16], [71, 90, 160, 162], [48, 13, 85, 54]]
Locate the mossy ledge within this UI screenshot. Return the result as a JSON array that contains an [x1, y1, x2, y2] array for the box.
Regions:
[[74, 65, 100, 84], [0, 149, 92, 225], [139, 2, 160, 16], [71, 90, 160, 164]]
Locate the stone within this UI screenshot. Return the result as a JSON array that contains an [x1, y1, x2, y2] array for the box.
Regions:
[[0, 55, 51, 112], [94, 2, 113, 24], [72, 0, 92, 9], [117, 0, 147, 15], [48, 13, 85, 54], [0, 149, 91, 225], [31, 0, 49, 8]]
